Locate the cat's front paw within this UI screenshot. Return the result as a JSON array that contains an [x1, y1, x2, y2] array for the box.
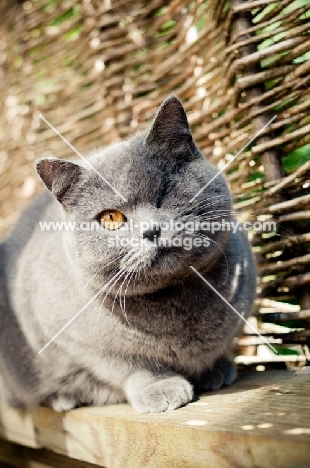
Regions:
[[45, 394, 77, 412], [198, 358, 237, 391], [130, 376, 193, 413]]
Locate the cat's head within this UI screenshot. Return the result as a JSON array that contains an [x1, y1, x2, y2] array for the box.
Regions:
[[36, 96, 232, 295]]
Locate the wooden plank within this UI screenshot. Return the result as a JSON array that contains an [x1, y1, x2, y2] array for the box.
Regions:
[[235, 355, 307, 364], [0, 439, 101, 468], [0, 370, 310, 468]]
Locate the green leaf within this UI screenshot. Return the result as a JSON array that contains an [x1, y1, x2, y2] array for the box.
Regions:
[[282, 144, 310, 173]]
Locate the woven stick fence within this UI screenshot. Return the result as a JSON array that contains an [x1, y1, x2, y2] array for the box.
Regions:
[[0, 0, 309, 366]]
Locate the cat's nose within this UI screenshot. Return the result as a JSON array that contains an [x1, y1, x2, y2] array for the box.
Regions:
[[143, 223, 161, 243]]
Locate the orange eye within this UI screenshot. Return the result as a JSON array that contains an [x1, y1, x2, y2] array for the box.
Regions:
[[100, 210, 126, 230]]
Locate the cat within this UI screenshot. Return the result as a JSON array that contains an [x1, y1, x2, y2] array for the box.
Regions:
[[0, 96, 256, 413]]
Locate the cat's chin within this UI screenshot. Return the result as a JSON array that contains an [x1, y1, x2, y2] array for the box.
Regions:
[[112, 279, 179, 296], [91, 249, 214, 296], [105, 268, 188, 296]]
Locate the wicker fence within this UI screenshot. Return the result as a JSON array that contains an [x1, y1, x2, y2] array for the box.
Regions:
[[0, 0, 309, 366]]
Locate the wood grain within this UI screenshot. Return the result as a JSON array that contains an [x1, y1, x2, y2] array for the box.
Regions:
[[0, 370, 310, 468]]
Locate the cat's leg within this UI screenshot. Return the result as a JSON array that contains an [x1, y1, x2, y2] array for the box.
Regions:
[[125, 370, 193, 413], [196, 353, 237, 392], [45, 394, 77, 412], [44, 367, 193, 413], [45, 386, 126, 412], [91, 385, 126, 406]]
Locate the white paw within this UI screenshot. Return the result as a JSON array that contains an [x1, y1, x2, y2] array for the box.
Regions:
[[130, 376, 193, 413], [50, 395, 77, 412]]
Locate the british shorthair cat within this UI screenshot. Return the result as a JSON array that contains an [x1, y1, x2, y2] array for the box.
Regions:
[[0, 96, 256, 412]]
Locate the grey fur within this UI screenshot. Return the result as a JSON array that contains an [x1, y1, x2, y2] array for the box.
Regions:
[[0, 96, 256, 412]]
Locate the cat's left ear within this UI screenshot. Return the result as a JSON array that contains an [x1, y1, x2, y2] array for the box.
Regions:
[[146, 95, 193, 147], [35, 158, 87, 206]]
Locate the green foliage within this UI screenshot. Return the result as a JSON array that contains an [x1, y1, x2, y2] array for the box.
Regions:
[[282, 144, 310, 173], [273, 346, 300, 355], [248, 171, 264, 182], [293, 51, 310, 64], [62, 24, 83, 42], [50, 6, 80, 26]]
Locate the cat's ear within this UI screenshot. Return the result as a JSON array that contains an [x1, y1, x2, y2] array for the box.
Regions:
[[35, 158, 86, 205], [146, 95, 193, 146]]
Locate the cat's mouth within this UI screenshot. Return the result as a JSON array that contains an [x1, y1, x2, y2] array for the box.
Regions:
[[119, 245, 188, 279], [152, 245, 186, 266], [97, 246, 192, 296]]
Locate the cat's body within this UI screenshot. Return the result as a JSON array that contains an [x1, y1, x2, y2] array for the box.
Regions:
[[0, 97, 256, 412]]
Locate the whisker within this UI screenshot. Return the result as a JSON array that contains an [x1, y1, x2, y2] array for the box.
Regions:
[[117, 270, 132, 326], [123, 270, 134, 314], [82, 254, 123, 293], [90, 266, 119, 327], [91, 268, 126, 346]]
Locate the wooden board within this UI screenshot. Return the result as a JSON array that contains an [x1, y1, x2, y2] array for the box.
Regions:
[[0, 439, 100, 468], [0, 370, 310, 468]]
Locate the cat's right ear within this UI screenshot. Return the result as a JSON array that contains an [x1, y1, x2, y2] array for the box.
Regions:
[[146, 95, 193, 147], [35, 158, 86, 206]]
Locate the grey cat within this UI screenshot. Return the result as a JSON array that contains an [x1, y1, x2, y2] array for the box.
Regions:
[[0, 96, 256, 413]]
